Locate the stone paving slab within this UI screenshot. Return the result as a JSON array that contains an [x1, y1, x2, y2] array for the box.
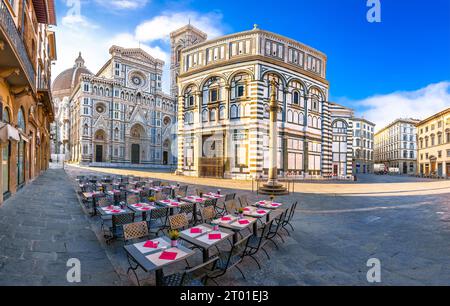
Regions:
[[0, 169, 123, 286], [65, 165, 450, 286]]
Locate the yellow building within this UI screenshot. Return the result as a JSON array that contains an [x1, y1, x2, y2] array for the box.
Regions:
[[416, 108, 450, 177], [0, 0, 57, 204]]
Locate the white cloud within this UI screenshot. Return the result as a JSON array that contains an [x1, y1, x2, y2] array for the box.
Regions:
[[53, 7, 225, 94], [94, 0, 149, 10], [135, 11, 224, 43], [352, 82, 450, 130]]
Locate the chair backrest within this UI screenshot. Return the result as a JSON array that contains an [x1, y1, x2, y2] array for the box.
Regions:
[[196, 188, 206, 197], [224, 199, 238, 214], [238, 195, 249, 208], [169, 213, 189, 230], [224, 193, 236, 202], [149, 207, 168, 221], [127, 194, 139, 205], [179, 203, 195, 215], [266, 210, 286, 238], [119, 190, 127, 202], [112, 212, 135, 227], [154, 191, 164, 201], [203, 198, 217, 208], [201, 206, 216, 222], [162, 188, 172, 196], [153, 181, 161, 187], [97, 196, 112, 208], [176, 185, 188, 198], [287, 201, 298, 222], [219, 233, 251, 271], [123, 221, 149, 242]]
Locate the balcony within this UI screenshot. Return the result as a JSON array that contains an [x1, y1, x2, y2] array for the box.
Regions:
[[0, 0, 36, 92]]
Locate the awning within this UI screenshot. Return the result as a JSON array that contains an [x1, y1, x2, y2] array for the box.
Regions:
[[0, 123, 20, 143]]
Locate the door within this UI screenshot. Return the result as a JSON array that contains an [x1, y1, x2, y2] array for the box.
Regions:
[[403, 163, 408, 174], [2, 142, 10, 195], [437, 163, 443, 177], [163, 151, 168, 165], [95, 145, 103, 162], [17, 140, 25, 185], [332, 164, 338, 176], [446, 164, 450, 178], [131, 144, 140, 164]]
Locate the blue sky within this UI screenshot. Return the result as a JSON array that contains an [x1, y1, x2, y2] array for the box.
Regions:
[[54, 0, 450, 128]]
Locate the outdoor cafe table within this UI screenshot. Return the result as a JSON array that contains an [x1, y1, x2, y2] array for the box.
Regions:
[[179, 224, 233, 262], [203, 192, 225, 200], [123, 236, 195, 286], [96, 205, 132, 217], [157, 199, 190, 216], [211, 214, 257, 243], [127, 203, 157, 220], [253, 200, 283, 210], [82, 191, 103, 215], [243, 206, 271, 223]]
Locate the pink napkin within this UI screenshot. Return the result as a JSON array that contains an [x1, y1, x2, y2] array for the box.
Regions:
[[111, 210, 121, 213], [141, 207, 150, 211], [257, 210, 267, 214], [135, 204, 143, 207], [271, 203, 281, 207], [243, 208, 250, 211], [258, 201, 266, 205], [190, 228, 202, 234], [162, 200, 170, 203], [159, 251, 177, 260], [208, 233, 222, 240], [171, 202, 179, 206], [195, 199, 203, 202], [238, 220, 250, 225], [221, 217, 232, 221], [143, 241, 159, 248]]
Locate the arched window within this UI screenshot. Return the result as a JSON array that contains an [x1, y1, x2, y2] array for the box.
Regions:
[[293, 111, 299, 124], [202, 109, 208, 122], [230, 73, 250, 100], [230, 104, 239, 119], [219, 106, 226, 120], [299, 112, 304, 125], [3, 107, 10, 123], [210, 108, 216, 122], [17, 107, 25, 131], [202, 77, 224, 104], [114, 127, 119, 140], [287, 110, 293, 123], [293, 91, 300, 105]]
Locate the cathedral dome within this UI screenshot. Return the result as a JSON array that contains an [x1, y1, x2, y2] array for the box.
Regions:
[[52, 52, 93, 93]]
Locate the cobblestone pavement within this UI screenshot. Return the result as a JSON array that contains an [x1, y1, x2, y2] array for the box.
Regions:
[[2, 165, 450, 285], [0, 169, 124, 285]]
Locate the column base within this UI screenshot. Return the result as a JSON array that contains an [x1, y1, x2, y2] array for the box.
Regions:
[[258, 181, 289, 195]]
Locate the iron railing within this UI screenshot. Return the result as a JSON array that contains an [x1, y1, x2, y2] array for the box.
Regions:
[[0, 0, 36, 91]]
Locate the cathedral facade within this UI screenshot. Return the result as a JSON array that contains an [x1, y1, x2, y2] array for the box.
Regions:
[[172, 25, 353, 179], [52, 46, 177, 166]]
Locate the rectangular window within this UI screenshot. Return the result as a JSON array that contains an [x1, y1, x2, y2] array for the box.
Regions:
[[237, 85, 245, 98], [210, 88, 218, 102]]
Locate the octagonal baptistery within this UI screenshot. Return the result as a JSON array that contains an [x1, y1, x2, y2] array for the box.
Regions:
[[173, 25, 332, 179]]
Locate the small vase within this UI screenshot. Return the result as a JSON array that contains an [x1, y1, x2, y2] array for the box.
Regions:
[[238, 213, 244, 219], [171, 239, 178, 247]]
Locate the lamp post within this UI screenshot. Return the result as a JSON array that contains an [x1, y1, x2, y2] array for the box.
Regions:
[[258, 79, 288, 195]]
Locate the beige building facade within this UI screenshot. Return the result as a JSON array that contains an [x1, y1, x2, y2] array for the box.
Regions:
[[352, 118, 375, 174], [0, 0, 56, 204], [416, 108, 450, 177], [374, 118, 420, 175]]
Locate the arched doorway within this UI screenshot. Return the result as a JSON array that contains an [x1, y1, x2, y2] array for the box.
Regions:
[[130, 124, 145, 164], [94, 130, 106, 162], [163, 138, 170, 165], [17, 107, 26, 186]]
